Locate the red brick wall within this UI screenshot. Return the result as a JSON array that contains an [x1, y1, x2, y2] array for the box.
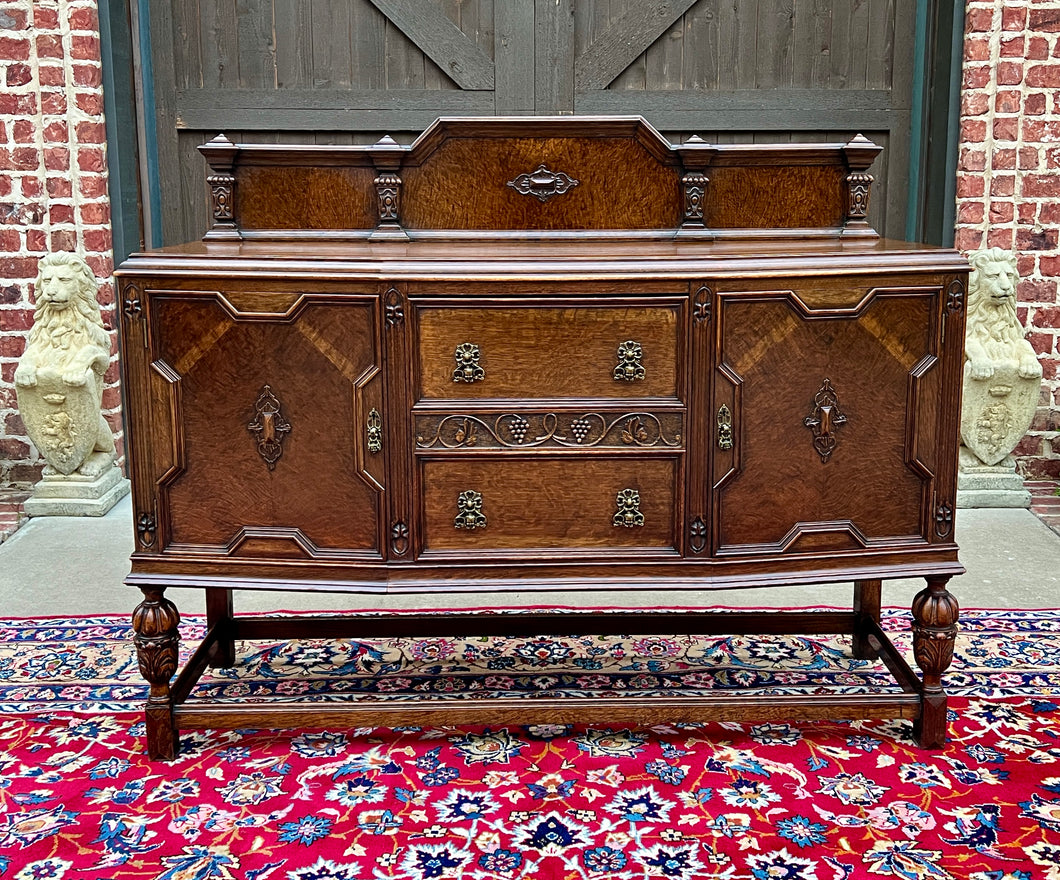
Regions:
[[0, 0, 120, 488], [956, 0, 1060, 479]]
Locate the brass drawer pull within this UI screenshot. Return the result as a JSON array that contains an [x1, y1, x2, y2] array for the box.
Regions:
[[716, 404, 733, 451], [613, 340, 645, 381], [613, 488, 644, 528], [453, 342, 485, 383], [455, 490, 487, 530], [366, 408, 382, 454]]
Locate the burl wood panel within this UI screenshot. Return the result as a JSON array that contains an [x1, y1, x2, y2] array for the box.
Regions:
[[151, 296, 383, 554], [236, 166, 377, 230], [402, 137, 682, 230], [416, 303, 682, 400], [419, 456, 678, 553], [714, 289, 937, 552], [705, 165, 847, 229]]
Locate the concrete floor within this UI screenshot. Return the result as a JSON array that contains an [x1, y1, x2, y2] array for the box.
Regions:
[[2, 492, 1059, 618]]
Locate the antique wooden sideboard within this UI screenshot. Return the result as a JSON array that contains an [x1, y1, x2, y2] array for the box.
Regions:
[[115, 117, 968, 760]]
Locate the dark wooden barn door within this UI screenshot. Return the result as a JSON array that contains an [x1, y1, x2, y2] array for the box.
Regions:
[[141, 0, 917, 246]]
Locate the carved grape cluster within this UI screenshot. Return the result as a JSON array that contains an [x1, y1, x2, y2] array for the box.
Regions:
[[570, 418, 592, 444], [507, 416, 529, 444]]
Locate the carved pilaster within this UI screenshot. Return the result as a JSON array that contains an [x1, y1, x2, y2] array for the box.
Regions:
[[911, 576, 959, 748], [369, 134, 408, 240], [132, 587, 181, 759], [198, 134, 240, 241]]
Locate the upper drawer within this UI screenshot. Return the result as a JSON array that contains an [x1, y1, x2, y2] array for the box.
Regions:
[[415, 303, 683, 401]]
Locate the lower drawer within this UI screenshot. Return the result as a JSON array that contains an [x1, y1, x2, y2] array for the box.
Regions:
[[419, 456, 679, 555]]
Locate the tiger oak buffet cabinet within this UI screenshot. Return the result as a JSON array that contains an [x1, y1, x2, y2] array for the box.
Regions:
[[115, 118, 968, 760]]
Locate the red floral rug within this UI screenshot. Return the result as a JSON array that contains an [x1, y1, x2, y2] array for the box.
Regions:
[[1, 609, 1059, 879]]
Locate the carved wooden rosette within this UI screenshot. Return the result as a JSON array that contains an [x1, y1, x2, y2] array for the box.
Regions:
[[911, 577, 959, 693], [198, 134, 240, 240]]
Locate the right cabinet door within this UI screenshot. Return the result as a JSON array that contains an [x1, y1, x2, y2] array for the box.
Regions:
[[711, 277, 946, 556]]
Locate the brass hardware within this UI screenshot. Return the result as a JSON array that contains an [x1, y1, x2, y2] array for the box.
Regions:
[[453, 343, 485, 383], [803, 378, 848, 463], [716, 404, 734, 451], [367, 408, 382, 454], [507, 164, 579, 202], [613, 340, 645, 382], [248, 385, 291, 470], [613, 489, 644, 528], [455, 490, 487, 530]]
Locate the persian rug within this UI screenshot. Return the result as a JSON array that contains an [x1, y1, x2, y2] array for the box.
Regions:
[[1, 608, 1060, 880]]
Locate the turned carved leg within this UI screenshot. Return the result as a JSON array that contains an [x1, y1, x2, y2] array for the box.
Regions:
[[911, 575, 959, 749], [132, 586, 181, 760], [852, 579, 882, 660], [206, 588, 236, 668]]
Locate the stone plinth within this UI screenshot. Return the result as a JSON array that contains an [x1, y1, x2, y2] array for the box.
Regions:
[[23, 465, 130, 517], [956, 450, 1031, 509]]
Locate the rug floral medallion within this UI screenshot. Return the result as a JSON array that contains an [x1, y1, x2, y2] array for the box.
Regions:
[[1, 608, 1060, 880]]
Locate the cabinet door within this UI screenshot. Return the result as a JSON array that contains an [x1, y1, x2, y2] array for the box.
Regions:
[[712, 280, 944, 556], [144, 289, 384, 559]]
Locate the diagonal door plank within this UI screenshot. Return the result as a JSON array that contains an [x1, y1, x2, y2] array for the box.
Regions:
[[575, 0, 701, 92], [364, 0, 495, 91]]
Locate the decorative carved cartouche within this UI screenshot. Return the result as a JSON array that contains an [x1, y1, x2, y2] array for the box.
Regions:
[[960, 249, 1042, 467], [14, 253, 117, 477]]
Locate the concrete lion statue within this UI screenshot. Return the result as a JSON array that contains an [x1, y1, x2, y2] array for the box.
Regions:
[[965, 248, 1042, 381], [14, 252, 116, 477], [960, 248, 1042, 469]]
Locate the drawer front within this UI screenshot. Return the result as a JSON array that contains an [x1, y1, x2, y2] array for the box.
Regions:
[[419, 457, 679, 555], [416, 304, 682, 401]]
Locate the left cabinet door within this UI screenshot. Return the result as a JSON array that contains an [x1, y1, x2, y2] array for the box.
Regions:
[[122, 284, 385, 560]]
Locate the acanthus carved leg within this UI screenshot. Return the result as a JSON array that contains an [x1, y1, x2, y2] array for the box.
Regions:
[[911, 575, 959, 749], [132, 587, 181, 760], [852, 579, 882, 660]]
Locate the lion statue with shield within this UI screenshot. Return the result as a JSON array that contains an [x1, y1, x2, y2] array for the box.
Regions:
[[960, 248, 1042, 468], [14, 252, 116, 477]]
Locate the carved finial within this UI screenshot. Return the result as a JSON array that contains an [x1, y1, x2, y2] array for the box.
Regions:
[[374, 134, 401, 148], [684, 135, 707, 144]]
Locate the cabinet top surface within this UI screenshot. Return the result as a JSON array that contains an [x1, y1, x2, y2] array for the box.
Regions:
[[118, 237, 968, 281]]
